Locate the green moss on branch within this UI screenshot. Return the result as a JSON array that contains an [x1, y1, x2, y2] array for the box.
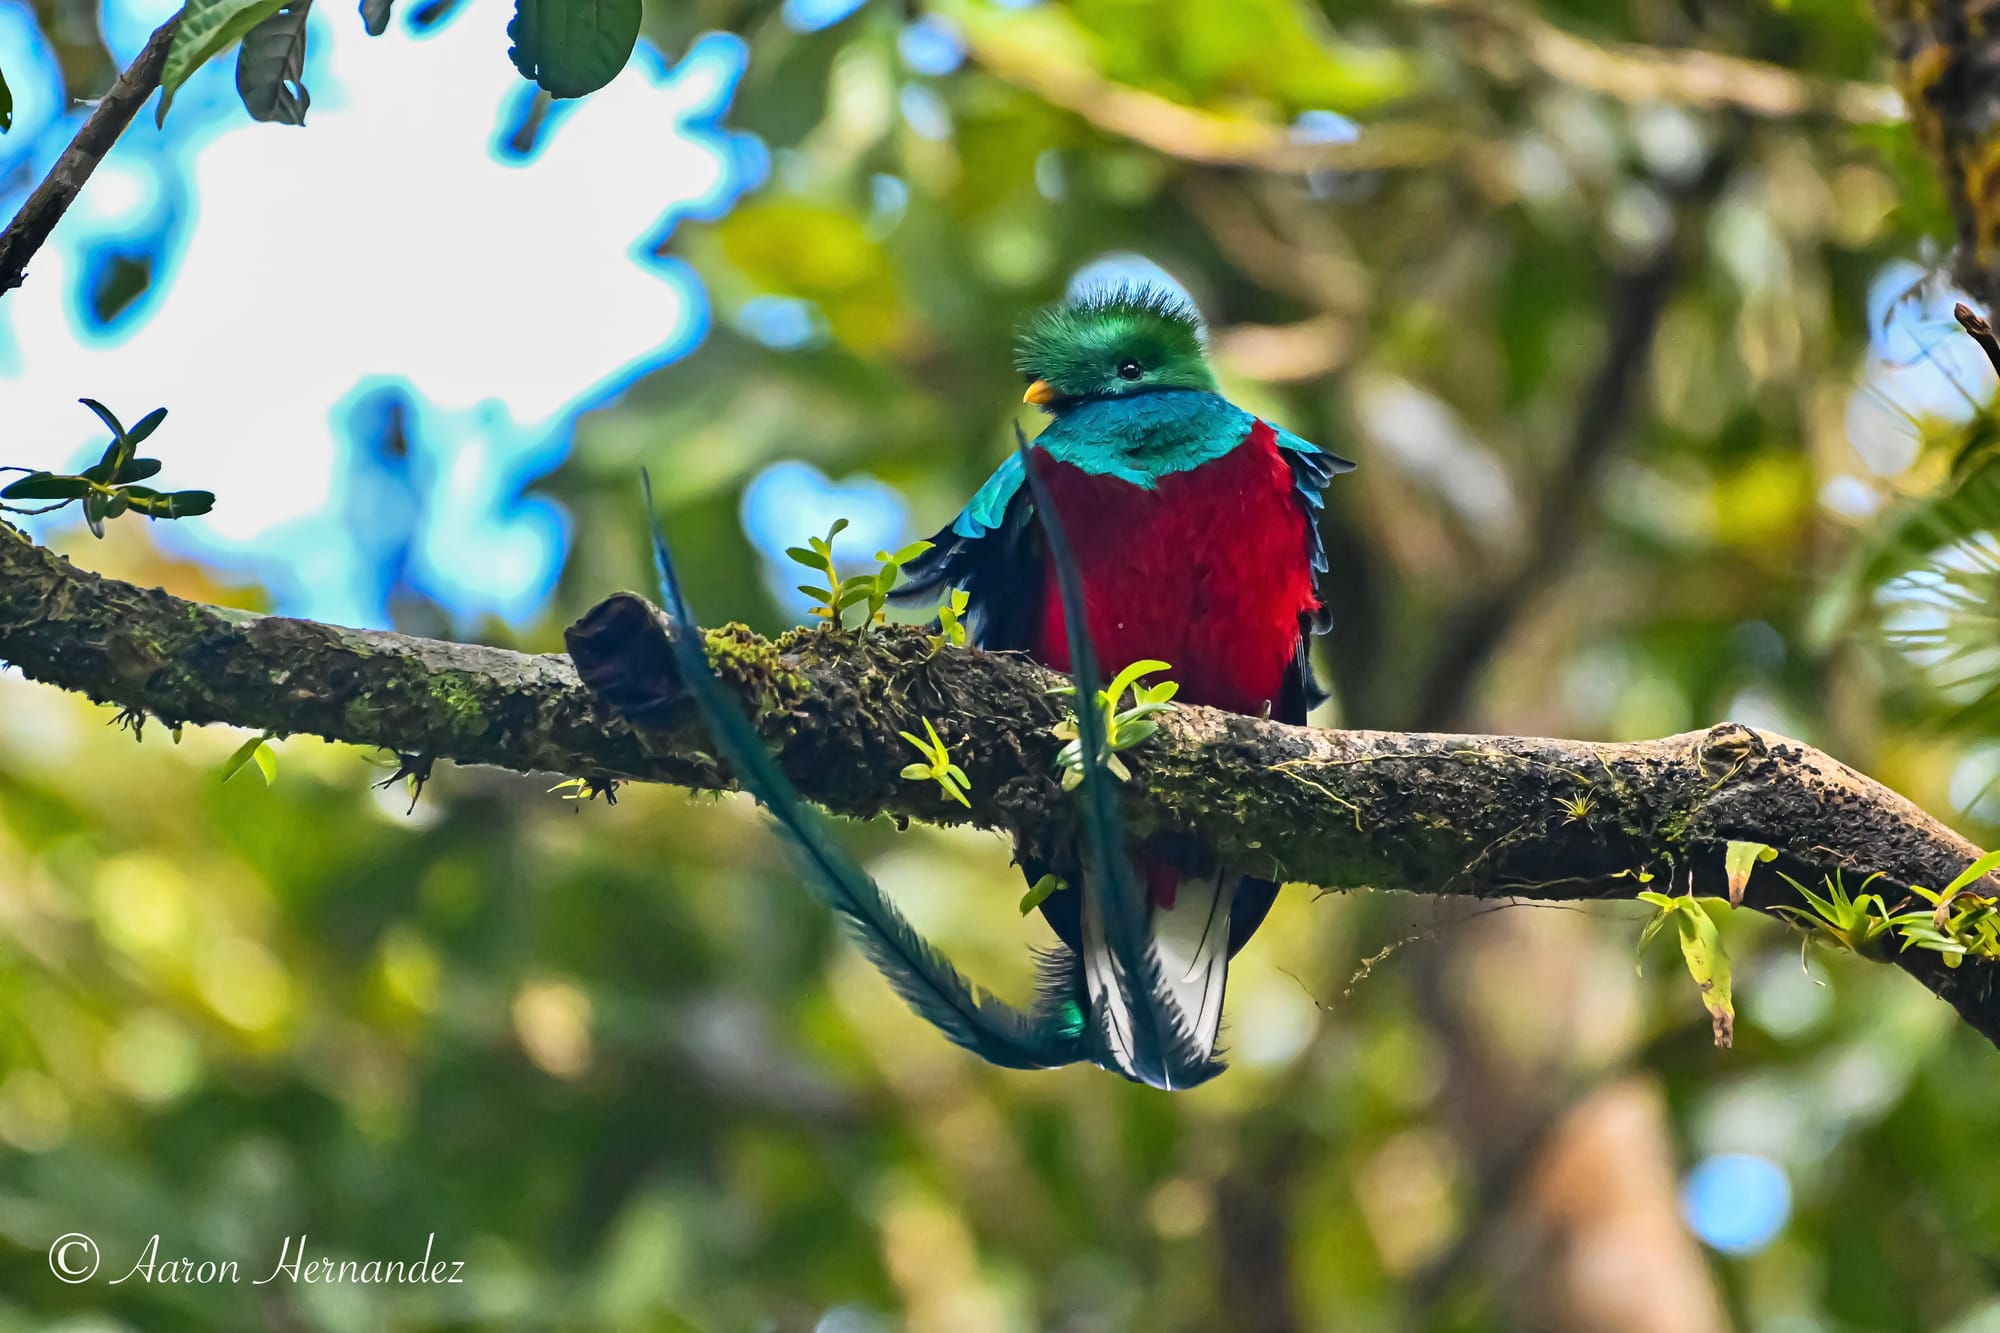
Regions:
[[6, 519, 2000, 1046]]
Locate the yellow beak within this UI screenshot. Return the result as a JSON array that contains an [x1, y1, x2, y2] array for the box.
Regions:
[[1023, 379, 1058, 406]]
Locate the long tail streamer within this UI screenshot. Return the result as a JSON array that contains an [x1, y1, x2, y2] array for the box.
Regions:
[[642, 471, 1079, 1070], [642, 456, 1213, 1088], [1014, 429, 1222, 1090]]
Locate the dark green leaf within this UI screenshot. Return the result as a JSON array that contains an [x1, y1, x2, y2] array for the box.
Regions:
[[85, 408, 138, 482], [123, 407, 168, 448], [120, 487, 217, 519], [167, 490, 217, 517], [0, 63, 12, 133], [237, 0, 312, 125], [89, 254, 154, 325], [102, 491, 130, 520], [360, 0, 393, 35], [113, 458, 163, 484], [506, 0, 641, 99], [0, 472, 90, 500], [158, 0, 288, 125], [78, 397, 124, 439], [82, 491, 107, 539]]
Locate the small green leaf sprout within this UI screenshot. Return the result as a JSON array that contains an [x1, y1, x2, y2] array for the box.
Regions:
[[1773, 869, 1895, 958], [899, 716, 971, 807], [0, 399, 214, 536], [1049, 658, 1179, 791], [1723, 839, 1777, 906], [933, 588, 971, 648], [786, 518, 932, 632], [220, 731, 279, 786], [1636, 888, 1735, 1047], [866, 540, 934, 627], [1753, 851, 2000, 972], [1018, 873, 1066, 915], [1884, 848, 2000, 967], [1634, 850, 2000, 1037], [787, 518, 848, 622]]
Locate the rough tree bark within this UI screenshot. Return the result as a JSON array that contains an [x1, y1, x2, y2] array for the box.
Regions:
[[1882, 0, 2000, 303], [5, 518, 1999, 1047]]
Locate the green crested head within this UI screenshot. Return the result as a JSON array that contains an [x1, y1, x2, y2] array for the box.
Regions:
[[1016, 284, 1216, 411]]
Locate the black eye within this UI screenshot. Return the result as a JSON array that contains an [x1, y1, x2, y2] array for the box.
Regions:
[[1117, 360, 1144, 381]]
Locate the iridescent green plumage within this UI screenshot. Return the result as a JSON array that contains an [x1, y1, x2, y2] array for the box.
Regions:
[[1016, 285, 1216, 405]]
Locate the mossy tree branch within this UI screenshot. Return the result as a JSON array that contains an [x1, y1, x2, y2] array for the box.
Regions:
[[6, 520, 2000, 1046]]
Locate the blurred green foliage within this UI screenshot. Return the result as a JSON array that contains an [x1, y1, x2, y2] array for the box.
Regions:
[[12, 0, 2000, 1329]]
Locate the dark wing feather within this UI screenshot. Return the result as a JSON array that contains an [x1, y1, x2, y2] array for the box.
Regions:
[[1270, 423, 1352, 715], [1245, 425, 1356, 955], [890, 452, 1044, 652], [641, 471, 1080, 1071]]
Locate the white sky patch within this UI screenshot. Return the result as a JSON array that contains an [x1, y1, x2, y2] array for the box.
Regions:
[[0, 1, 762, 625]]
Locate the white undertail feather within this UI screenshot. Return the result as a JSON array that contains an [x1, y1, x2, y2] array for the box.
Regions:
[[1148, 871, 1235, 1059], [1081, 870, 1237, 1082], [1081, 882, 1139, 1076]]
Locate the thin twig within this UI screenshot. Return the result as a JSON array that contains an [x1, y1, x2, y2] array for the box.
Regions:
[[1955, 301, 2000, 383], [0, 18, 177, 296]]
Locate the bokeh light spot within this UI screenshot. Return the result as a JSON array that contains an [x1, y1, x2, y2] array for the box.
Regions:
[[1681, 1152, 1791, 1255]]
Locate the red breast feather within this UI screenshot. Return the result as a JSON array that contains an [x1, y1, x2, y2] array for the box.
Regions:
[[1030, 421, 1318, 717]]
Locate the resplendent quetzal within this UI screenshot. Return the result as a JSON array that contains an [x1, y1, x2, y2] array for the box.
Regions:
[[616, 284, 1351, 1092], [893, 284, 1355, 1087]]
